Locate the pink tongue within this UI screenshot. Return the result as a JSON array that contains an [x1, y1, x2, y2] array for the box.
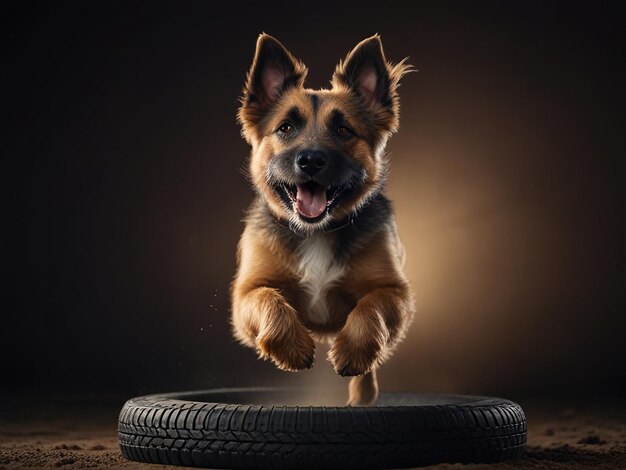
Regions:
[[296, 184, 327, 218]]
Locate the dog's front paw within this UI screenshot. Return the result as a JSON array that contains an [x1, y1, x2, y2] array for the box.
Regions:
[[328, 308, 389, 376], [328, 330, 384, 377], [257, 312, 315, 372]]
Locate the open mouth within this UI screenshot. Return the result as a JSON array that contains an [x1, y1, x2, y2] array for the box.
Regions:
[[279, 182, 345, 222]]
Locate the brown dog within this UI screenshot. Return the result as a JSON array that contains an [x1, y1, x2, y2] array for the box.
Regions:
[[231, 33, 415, 405]]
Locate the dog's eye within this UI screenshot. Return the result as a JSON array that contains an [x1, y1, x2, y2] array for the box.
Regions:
[[336, 126, 352, 138], [277, 122, 294, 135]]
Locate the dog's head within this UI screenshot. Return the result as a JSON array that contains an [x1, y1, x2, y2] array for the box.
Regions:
[[238, 34, 412, 234]]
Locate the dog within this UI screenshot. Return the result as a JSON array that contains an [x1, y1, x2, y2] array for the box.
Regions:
[[231, 33, 415, 405]]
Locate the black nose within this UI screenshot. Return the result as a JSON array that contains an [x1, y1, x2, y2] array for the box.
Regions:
[[295, 150, 328, 176]]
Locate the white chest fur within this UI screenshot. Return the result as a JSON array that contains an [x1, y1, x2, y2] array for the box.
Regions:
[[296, 235, 346, 324]]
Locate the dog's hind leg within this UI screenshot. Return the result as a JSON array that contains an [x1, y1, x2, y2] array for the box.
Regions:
[[347, 369, 378, 406]]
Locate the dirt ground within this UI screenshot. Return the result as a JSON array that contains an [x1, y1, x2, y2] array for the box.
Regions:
[[0, 395, 624, 469]]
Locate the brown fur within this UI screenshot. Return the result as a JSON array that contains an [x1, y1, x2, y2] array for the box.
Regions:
[[231, 33, 415, 405]]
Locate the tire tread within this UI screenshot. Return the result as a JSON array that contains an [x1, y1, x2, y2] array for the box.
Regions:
[[119, 392, 527, 469]]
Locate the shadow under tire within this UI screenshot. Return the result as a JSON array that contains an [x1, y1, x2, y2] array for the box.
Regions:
[[118, 388, 527, 469]]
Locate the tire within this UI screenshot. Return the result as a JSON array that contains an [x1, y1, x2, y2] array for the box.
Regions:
[[118, 388, 527, 469]]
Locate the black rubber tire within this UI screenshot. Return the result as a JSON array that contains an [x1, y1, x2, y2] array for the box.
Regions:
[[118, 388, 527, 469]]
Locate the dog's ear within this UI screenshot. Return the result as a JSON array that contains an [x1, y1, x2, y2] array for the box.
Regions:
[[238, 34, 307, 141], [332, 35, 413, 132]]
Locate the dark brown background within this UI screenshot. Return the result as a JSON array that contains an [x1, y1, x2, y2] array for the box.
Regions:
[[3, 0, 625, 402]]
